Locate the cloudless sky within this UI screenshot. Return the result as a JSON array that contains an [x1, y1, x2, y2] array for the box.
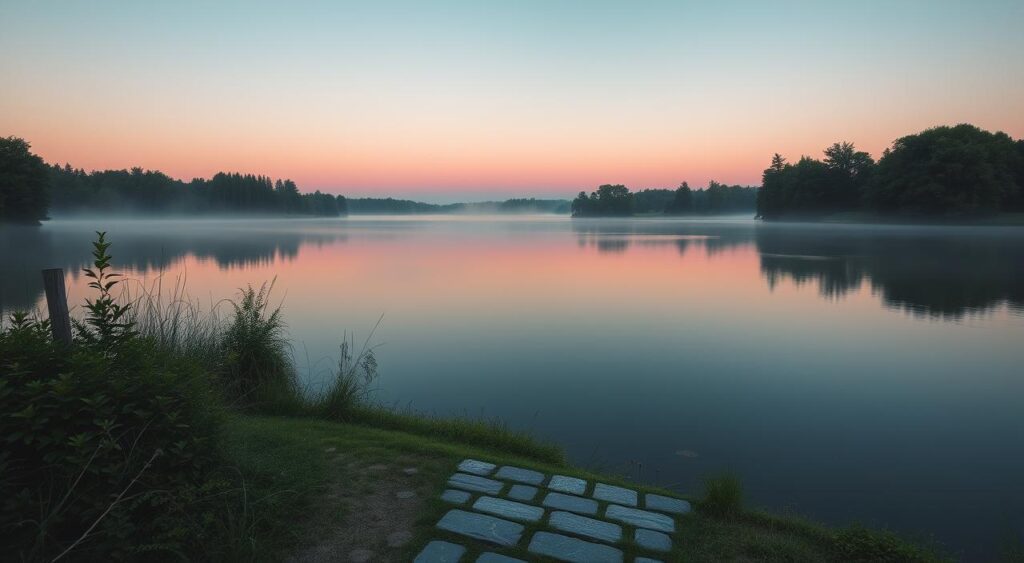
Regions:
[[2, 0, 1022, 200]]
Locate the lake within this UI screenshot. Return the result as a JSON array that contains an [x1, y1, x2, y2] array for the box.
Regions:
[[4, 216, 1023, 559]]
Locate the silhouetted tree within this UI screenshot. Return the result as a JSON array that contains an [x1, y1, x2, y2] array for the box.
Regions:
[[866, 124, 1022, 216], [665, 182, 694, 214], [0, 137, 49, 224], [571, 184, 633, 216]]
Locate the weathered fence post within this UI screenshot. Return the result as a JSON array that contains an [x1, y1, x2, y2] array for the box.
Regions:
[[42, 268, 73, 346]]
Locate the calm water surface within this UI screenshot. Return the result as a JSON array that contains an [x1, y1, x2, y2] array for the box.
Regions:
[[4, 216, 1023, 559]]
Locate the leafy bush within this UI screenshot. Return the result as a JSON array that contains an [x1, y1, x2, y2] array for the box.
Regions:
[[699, 472, 744, 519], [0, 233, 222, 560]]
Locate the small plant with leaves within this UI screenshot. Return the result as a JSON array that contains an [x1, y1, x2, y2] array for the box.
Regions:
[[76, 231, 136, 350]]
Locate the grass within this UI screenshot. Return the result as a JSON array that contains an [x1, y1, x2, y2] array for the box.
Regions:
[[699, 472, 743, 519], [223, 414, 948, 563]]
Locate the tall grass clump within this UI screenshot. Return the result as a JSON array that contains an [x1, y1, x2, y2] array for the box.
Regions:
[[122, 273, 224, 371], [699, 472, 744, 519], [219, 282, 301, 412], [316, 329, 380, 421]]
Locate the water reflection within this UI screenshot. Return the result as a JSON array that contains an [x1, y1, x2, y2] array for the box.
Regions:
[[5, 218, 1024, 321], [570, 219, 1024, 318], [2, 220, 346, 311], [755, 224, 1024, 318]]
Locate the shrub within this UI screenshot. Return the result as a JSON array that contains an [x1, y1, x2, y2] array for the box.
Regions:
[[219, 282, 298, 410], [0, 233, 222, 560], [700, 472, 744, 519]]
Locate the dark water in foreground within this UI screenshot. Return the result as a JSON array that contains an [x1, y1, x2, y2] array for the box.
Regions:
[[4, 216, 1023, 559]]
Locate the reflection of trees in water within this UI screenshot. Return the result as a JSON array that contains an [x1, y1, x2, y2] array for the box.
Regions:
[[570, 220, 1024, 318], [571, 219, 753, 256], [1, 222, 346, 311], [756, 225, 1024, 318]]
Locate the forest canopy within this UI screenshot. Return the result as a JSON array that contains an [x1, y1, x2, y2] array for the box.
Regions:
[[571, 182, 758, 217], [47, 165, 346, 217], [758, 124, 1024, 219]]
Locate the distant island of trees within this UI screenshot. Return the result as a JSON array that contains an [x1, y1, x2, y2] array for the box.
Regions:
[[757, 124, 1024, 220], [571, 182, 758, 217]]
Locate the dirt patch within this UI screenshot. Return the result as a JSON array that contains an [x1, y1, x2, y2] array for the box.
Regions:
[[287, 456, 430, 563]]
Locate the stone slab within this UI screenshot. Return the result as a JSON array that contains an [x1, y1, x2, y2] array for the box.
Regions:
[[527, 531, 624, 563], [448, 473, 504, 495], [495, 465, 545, 485], [436, 509, 524, 547], [458, 459, 496, 476], [548, 510, 622, 543], [542, 492, 599, 515], [605, 504, 675, 533], [548, 475, 588, 495], [634, 528, 672, 552], [476, 554, 526, 563], [592, 483, 638, 507], [414, 540, 466, 563], [644, 493, 691, 515], [506, 484, 538, 502], [472, 496, 545, 522], [441, 489, 471, 505]]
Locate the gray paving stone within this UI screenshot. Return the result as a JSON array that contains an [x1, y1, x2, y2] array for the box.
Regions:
[[436, 509, 524, 547], [448, 473, 504, 495], [528, 531, 624, 563], [475, 554, 526, 563], [605, 504, 675, 533], [634, 529, 672, 552], [506, 484, 538, 502], [548, 510, 622, 543], [441, 489, 471, 504], [592, 483, 638, 506], [495, 465, 545, 485], [414, 540, 466, 563], [548, 475, 588, 495], [644, 493, 691, 515], [472, 496, 545, 522], [458, 459, 496, 476], [634, 559, 664, 563], [542, 492, 599, 515]]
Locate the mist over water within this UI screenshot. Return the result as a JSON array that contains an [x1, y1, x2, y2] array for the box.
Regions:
[[4, 216, 1023, 559]]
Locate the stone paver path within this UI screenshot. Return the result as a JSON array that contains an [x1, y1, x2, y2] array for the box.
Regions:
[[414, 459, 692, 562]]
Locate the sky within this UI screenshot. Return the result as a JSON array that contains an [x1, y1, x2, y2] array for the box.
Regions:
[[2, 0, 1023, 201]]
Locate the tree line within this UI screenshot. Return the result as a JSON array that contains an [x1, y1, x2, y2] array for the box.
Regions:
[[571, 182, 758, 217], [758, 124, 1024, 219], [0, 136, 346, 224]]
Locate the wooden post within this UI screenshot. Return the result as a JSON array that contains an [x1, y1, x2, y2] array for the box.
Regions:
[[42, 268, 72, 346]]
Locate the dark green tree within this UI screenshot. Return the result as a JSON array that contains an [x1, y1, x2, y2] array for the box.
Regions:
[[867, 124, 1021, 216], [0, 136, 50, 224], [665, 181, 693, 214], [571, 184, 633, 217]]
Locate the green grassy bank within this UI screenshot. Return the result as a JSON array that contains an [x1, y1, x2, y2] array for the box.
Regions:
[[224, 414, 946, 562]]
